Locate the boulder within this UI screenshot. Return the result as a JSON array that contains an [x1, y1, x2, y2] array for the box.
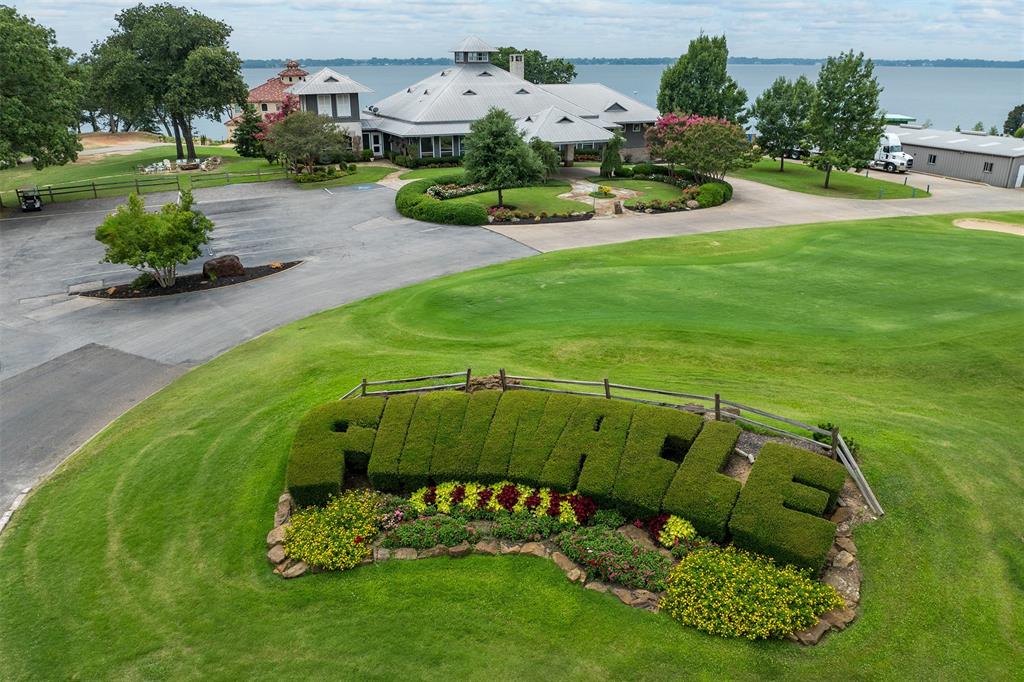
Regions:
[[500, 543, 521, 555], [611, 587, 634, 605], [821, 607, 857, 630], [584, 581, 609, 593], [203, 255, 245, 280], [282, 561, 308, 579], [685, 200, 699, 209], [794, 619, 831, 646], [629, 589, 659, 608], [833, 550, 855, 569], [448, 541, 473, 558], [822, 566, 861, 604], [551, 551, 576, 573], [474, 539, 499, 555], [374, 547, 391, 562], [566, 568, 586, 583], [520, 542, 547, 558], [836, 536, 857, 554], [393, 548, 418, 560], [419, 545, 447, 559], [831, 506, 854, 524], [266, 544, 286, 565], [266, 525, 287, 547], [278, 491, 293, 505]]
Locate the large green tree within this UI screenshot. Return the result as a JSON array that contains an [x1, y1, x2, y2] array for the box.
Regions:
[[0, 6, 82, 169], [463, 108, 544, 207], [657, 34, 748, 123], [232, 104, 265, 158], [600, 131, 625, 178], [490, 47, 576, 84], [262, 111, 352, 172], [750, 75, 815, 171], [100, 3, 246, 161], [806, 51, 884, 189], [81, 40, 156, 134], [1004, 104, 1024, 135]]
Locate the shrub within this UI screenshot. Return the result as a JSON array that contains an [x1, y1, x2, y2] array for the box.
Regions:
[[612, 408, 703, 518], [367, 394, 418, 492], [476, 391, 550, 482], [284, 490, 391, 569], [661, 421, 742, 541], [395, 178, 488, 226], [696, 182, 726, 208], [616, 165, 634, 177], [507, 393, 580, 483], [361, 150, 373, 161], [568, 401, 635, 504], [429, 391, 501, 481], [728, 442, 846, 571], [491, 512, 568, 542], [660, 546, 844, 639], [591, 508, 626, 529], [286, 398, 386, 508], [559, 527, 673, 591], [382, 515, 477, 549]]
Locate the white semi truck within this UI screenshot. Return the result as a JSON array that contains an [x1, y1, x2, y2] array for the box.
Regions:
[[868, 132, 914, 173]]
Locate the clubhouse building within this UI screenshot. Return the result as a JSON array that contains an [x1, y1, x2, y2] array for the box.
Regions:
[[231, 37, 659, 163]]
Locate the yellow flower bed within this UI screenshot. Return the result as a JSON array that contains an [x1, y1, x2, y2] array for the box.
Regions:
[[284, 490, 389, 570]]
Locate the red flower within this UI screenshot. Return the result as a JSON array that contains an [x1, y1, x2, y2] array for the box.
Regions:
[[524, 489, 541, 511], [477, 488, 493, 509], [354, 536, 363, 544], [546, 491, 561, 517], [423, 486, 437, 505], [496, 484, 520, 512], [451, 485, 466, 505]]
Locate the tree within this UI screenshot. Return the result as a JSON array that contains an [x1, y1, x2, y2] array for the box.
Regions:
[[463, 108, 544, 207], [490, 47, 576, 84], [971, 121, 985, 132], [805, 51, 884, 189], [657, 34, 748, 123], [1004, 104, 1024, 135], [1015, 127, 1024, 139], [749, 75, 815, 171], [81, 40, 155, 134], [232, 104, 265, 158], [262, 111, 351, 172], [988, 126, 999, 136], [102, 4, 245, 161], [0, 6, 82, 169], [600, 131, 625, 177], [645, 114, 754, 182], [529, 137, 560, 178], [95, 190, 213, 288]]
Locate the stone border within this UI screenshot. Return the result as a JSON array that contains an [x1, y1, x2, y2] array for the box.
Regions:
[[265, 491, 861, 642]]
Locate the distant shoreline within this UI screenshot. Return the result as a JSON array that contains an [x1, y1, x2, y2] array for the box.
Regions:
[[241, 57, 1023, 69]]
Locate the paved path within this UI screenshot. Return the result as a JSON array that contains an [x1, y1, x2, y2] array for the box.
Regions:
[[0, 180, 535, 514]]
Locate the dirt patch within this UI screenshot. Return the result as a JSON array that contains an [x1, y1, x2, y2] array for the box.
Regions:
[[953, 219, 1024, 236], [79, 261, 300, 299], [79, 132, 163, 149]]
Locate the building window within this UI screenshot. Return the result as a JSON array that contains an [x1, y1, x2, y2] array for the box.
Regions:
[[439, 136, 454, 157], [317, 94, 332, 116], [982, 162, 994, 173], [455, 52, 464, 63], [927, 154, 936, 165], [632, 123, 641, 132], [419, 136, 434, 158], [261, 103, 268, 112]]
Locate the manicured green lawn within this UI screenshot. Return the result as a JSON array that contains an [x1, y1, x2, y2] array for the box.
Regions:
[[587, 176, 686, 207], [398, 166, 465, 180], [0, 145, 277, 205], [296, 165, 394, 189], [448, 179, 592, 214], [734, 158, 931, 199], [1, 212, 1022, 679]]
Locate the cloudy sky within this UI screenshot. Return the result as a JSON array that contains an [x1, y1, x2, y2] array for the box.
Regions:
[[17, 0, 1024, 60]]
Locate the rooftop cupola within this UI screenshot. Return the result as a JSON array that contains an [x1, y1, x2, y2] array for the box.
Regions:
[[278, 59, 308, 84], [451, 36, 497, 64]]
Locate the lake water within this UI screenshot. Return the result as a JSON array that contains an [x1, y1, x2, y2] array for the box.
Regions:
[[192, 63, 1024, 139]]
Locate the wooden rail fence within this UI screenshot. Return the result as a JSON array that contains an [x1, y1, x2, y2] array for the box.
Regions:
[[340, 369, 884, 516]]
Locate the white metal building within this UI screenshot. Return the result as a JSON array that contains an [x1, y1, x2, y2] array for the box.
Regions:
[[888, 125, 1024, 189]]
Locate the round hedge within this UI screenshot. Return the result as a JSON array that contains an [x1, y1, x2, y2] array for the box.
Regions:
[[395, 176, 489, 226]]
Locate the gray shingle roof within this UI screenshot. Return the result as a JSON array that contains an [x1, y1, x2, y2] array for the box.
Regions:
[[450, 36, 498, 53], [517, 107, 616, 145], [287, 68, 373, 96], [888, 125, 1024, 159], [541, 84, 659, 125]]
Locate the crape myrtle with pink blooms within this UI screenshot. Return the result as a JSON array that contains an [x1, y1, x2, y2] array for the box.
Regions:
[[644, 113, 756, 182]]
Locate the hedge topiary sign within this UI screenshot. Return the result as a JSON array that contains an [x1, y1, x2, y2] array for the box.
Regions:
[[287, 390, 846, 570]]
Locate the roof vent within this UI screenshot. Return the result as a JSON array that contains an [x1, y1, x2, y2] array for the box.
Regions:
[[440, 70, 447, 76], [324, 76, 338, 82], [605, 102, 627, 112], [515, 88, 530, 94], [463, 89, 477, 95], [407, 88, 413, 93], [524, 116, 533, 122], [478, 71, 493, 77], [961, 129, 987, 136], [557, 116, 573, 123], [423, 89, 430, 95]]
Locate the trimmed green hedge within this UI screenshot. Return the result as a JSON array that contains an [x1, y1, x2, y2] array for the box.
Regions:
[[287, 398, 386, 507], [662, 421, 742, 541], [288, 391, 846, 569], [395, 177, 489, 226], [728, 442, 846, 571]]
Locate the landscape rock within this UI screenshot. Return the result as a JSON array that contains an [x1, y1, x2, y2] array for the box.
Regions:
[[278, 491, 292, 505], [617, 524, 657, 551], [419, 545, 447, 559], [474, 539, 499, 555], [835, 536, 857, 554], [500, 543, 521, 555], [821, 607, 858, 630], [566, 568, 585, 583], [374, 547, 391, 562], [822, 566, 861, 604], [685, 200, 699, 209], [551, 551, 576, 573], [831, 506, 854, 524], [520, 542, 547, 558], [448, 541, 472, 558], [281, 561, 308, 579], [266, 544, 286, 565], [794, 619, 831, 645], [611, 587, 634, 605], [629, 589, 659, 608], [833, 550, 855, 569], [266, 525, 287, 547], [393, 548, 417, 561], [584, 581, 609, 593], [203, 254, 245, 279]]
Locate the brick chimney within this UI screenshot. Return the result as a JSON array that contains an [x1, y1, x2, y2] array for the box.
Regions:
[[509, 53, 525, 80]]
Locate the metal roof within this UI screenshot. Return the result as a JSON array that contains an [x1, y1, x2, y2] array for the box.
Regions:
[[450, 36, 497, 53], [287, 68, 373, 96], [517, 107, 616, 145], [888, 125, 1024, 159], [540, 84, 659, 125]]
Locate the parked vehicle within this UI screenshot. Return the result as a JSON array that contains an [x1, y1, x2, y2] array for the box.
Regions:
[[18, 188, 42, 212], [868, 132, 914, 173]]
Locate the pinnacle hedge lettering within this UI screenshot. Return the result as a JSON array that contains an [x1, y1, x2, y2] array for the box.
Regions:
[[286, 390, 846, 570]]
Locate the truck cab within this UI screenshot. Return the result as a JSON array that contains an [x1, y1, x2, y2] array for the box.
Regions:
[[870, 132, 914, 173]]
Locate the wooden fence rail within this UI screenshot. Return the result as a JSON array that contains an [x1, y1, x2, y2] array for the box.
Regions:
[[339, 368, 884, 516]]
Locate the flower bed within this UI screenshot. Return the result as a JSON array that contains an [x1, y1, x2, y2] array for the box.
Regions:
[[293, 164, 357, 184], [488, 207, 593, 225], [660, 546, 844, 640], [559, 526, 674, 591], [426, 182, 488, 200]]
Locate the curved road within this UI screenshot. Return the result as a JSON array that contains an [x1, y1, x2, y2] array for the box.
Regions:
[[1, 174, 1020, 520]]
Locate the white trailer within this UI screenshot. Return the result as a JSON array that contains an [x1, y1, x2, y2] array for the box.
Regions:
[[868, 132, 914, 173]]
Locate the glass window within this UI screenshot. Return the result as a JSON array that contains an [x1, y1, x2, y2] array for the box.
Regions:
[[632, 123, 641, 132], [439, 136, 454, 157], [317, 94, 332, 116], [419, 137, 434, 157], [982, 162, 993, 173], [261, 103, 268, 112], [927, 154, 937, 165]]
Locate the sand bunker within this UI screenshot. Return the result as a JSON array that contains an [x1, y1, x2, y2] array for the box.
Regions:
[[953, 219, 1024, 236]]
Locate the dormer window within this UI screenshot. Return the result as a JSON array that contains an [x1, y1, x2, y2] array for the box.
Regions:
[[462, 89, 477, 95], [605, 102, 627, 112], [478, 71, 493, 77], [423, 89, 429, 95], [515, 88, 529, 94], [407, 88, 413, 93], [324, 76, 338, 82], [557, 116, 573, 123]]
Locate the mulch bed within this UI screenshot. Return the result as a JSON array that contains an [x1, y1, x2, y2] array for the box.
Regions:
[[79, 261, 301, 299], [491, 213, 593, 226]]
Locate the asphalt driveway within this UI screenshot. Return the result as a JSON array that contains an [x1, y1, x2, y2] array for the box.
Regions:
[[0, 180, 535, 515]]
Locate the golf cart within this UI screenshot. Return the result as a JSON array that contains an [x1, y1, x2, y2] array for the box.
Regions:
[[19, 188, 43, 212]]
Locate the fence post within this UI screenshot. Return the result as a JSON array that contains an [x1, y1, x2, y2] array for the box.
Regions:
[[714, 393, 721, 421], [225, 171, 230, 184], [360, 378, 367, 397], [903, 176, 908, 185], [176, 176, 181, 192], [603, 377, 611, 399], [831, 426, 840, 460], [499, 368, 507, 391], [465, 367, 472, 392], [92, 181, 97, 198]]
